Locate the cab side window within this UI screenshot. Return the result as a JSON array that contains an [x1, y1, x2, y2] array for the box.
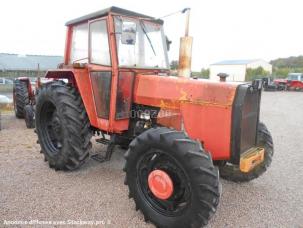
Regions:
[[89, 20, 111, 66]]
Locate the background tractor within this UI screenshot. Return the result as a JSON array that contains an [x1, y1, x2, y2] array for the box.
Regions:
[[273, 73, 303, 91], [34, 7, 273, 228], [13, 77, 35, 128], [13, 77, 53, 128]]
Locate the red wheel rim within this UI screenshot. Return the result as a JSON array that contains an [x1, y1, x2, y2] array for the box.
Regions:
[[148, 169, 174, 200]]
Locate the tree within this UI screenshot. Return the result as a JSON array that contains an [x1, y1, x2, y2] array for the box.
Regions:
[[270, 56, 303, 78], [170, 60, 179, 70], [270, 56, 303, 68], [245, 67, 269, 81], [272, 67, 290, 78], [201, 68, 210, 79]]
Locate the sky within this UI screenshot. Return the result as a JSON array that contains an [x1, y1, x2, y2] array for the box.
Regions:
[[0, 0, 302, 71]]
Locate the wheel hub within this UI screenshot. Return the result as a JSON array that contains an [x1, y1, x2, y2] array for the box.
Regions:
[[148, 169, 174, 200]]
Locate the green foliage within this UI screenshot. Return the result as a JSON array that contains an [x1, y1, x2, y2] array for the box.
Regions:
[[191, 71, 201, 78], [201, 68, 210, 79], [169, 60, 210, 79], [270, 56, 303, 68], [191, 68, 210, 79], [272, 67, 290, 78], [271, 67, 303, 78], [245, 67, 269, 81], [270, 56, 303, 78], [170, 60, 179, 70]]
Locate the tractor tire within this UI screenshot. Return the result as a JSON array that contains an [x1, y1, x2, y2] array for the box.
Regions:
[[35, 80, 92, 171], [24, 105, 35, 129], [13, 79, 29, 118], [219, 122, 273, 182], [124, 127, 220, 228]]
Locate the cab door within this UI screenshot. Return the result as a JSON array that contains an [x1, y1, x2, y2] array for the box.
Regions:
[[88, 18, 113, 130]]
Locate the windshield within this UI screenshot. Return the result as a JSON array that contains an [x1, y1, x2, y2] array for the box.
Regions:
[[114, 16, 169, 69]]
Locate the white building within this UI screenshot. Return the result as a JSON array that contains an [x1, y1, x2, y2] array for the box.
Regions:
[[209, 59, 272, 82]]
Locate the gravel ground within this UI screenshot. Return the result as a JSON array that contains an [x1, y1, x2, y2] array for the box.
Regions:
[[0, 91, 303, 228]]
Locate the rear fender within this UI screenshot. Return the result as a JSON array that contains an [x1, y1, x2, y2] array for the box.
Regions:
[[45, 70, 99, 129], [45, 71, 76, 87], [17, 77, 34, 101]]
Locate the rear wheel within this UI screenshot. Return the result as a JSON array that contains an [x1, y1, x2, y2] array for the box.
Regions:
[[219, 122, 273, 182], [13, 79, 29, 118], [35, 81, 92, 170], [124, 127, 220, 228], [24, 105, 35, 129]]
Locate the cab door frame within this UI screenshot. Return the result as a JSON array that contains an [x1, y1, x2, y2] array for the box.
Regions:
[[87, 14, 131, 133], [87, 17, 113, 132]]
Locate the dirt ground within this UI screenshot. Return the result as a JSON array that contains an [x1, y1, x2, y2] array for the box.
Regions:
[[1, 91, 303, 227]]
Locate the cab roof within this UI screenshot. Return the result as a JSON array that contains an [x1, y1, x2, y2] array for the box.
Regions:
[[65, 6, 163, 26]]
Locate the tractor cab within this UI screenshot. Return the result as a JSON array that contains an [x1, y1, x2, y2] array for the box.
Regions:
[[65, 6, 169, 71], [48, 7, 170, 133]]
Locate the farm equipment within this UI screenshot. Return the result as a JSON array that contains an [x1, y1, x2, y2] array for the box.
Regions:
[[273, 73, 303, 91], [262, 77, 278, 91], [13, 77, 35, 128], [34, 7, 274, 228], [13, 77, 52, 128]]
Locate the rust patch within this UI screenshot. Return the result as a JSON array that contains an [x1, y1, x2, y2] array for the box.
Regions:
[[179, 90, 188, 101]]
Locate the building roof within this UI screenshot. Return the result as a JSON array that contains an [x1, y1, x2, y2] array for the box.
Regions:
[[65, 6, 163, 26], [211, 59, 261, 65], [0, 53, 63, 71]]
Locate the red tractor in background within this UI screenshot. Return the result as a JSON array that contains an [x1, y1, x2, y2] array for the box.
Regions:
[[13, 77, 53, 128], [24, 7, 273, 228], [13, 77, 35, 128], [273, 73, 303, 91]]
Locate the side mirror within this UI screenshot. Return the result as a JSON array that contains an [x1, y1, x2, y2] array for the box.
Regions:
[[121, 21, 137, 45], [166, 36, 172, 51]]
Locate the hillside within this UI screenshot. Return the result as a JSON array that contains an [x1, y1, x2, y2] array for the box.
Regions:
[[270, 56, 303, 77], [270, 56, 303, 68]]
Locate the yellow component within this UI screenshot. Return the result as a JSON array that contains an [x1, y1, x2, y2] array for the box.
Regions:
[[240, 147, 265, 173]]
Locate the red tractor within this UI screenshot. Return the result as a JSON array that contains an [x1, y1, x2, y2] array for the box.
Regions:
[[13, 77, 35, 128], [273, 73, 303, 91], [13, 77, 52, 128], [34, 7, 273, 227]]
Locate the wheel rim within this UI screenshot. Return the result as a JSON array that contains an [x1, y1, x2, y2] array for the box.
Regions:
[[137, 149, 191, 217], [40, 101, 63, 155], [148, 169, 174, 200]]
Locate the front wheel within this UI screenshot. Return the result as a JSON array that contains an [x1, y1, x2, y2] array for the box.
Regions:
[[219, 122, 274, 182], [124, 127, 220, 228]]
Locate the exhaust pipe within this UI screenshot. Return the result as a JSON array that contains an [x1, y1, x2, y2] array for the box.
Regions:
[[178, 8, 193, 78]]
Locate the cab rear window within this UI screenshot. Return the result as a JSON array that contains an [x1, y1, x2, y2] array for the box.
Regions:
[[70, 23, 88, 64]]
